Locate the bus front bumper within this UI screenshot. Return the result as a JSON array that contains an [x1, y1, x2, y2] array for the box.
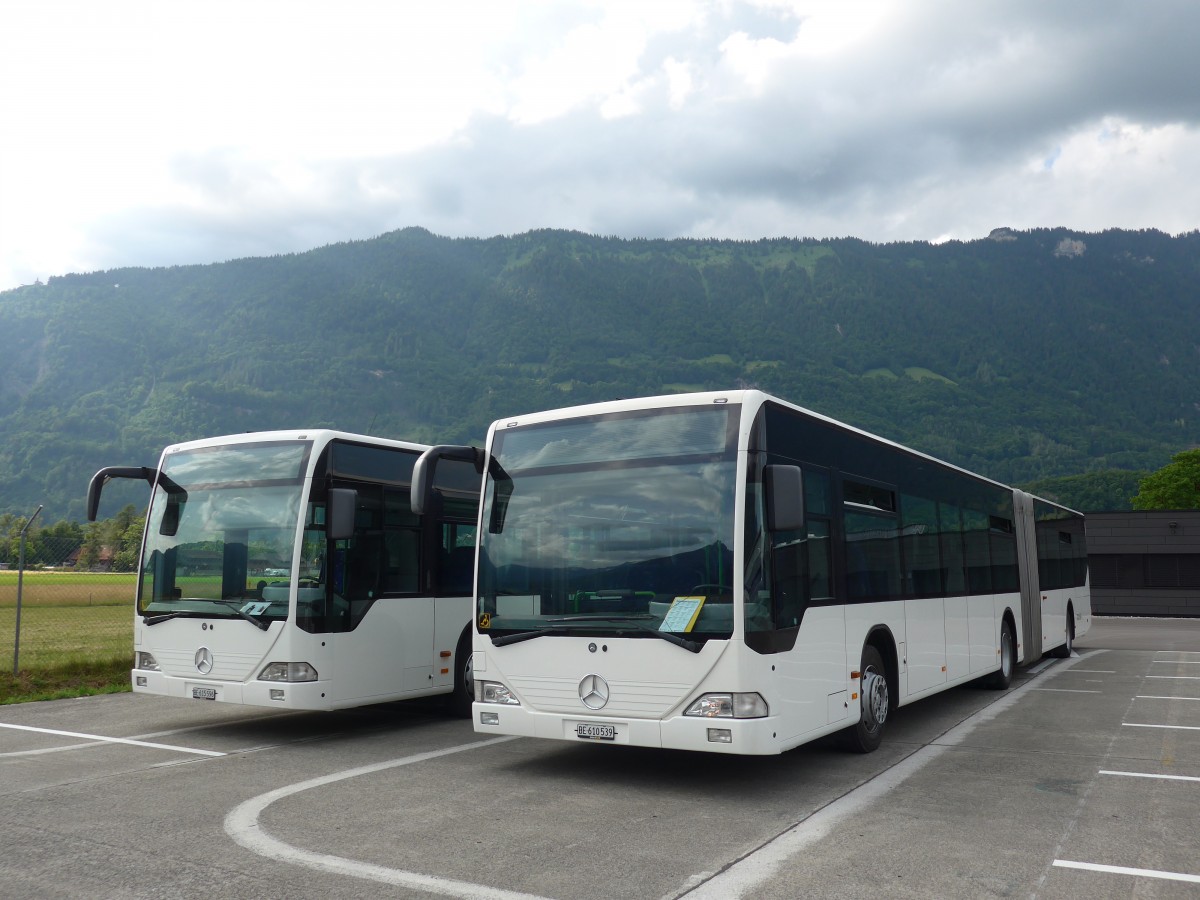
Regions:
[[131, 669, 336, 710], [472, 702, 784, 755]]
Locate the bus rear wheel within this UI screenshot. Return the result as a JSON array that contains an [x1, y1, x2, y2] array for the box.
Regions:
[[844, 645, 890, 753], [1053, 608, 1075, 658]]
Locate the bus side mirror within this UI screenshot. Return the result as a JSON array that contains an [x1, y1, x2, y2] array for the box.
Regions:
[[765, 465, 805, 532], [327, 488, 358, 541]]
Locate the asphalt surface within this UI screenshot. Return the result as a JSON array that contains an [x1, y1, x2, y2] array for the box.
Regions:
[[1, 616, 1197, 899]]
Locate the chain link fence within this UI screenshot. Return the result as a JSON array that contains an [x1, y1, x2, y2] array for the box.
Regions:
[[1, 531, 133, 675]]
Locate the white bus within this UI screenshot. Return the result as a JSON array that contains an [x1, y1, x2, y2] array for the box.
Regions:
[[412, 390, 1090, 754], [88, 430, 480, 711]]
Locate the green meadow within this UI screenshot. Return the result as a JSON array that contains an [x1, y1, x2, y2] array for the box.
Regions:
[[0, 572, 134, 702]]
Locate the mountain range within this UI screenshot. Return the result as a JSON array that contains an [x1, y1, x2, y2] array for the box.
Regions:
[[3, 225, 1197, 521]]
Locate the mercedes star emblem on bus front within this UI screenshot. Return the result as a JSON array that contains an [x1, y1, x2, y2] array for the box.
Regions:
[[578, 674, 610, 710], [195, 647, 214, 675]]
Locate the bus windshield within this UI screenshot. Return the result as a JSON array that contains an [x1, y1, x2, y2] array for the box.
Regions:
[[478, 406, 739, 644], [138, 441, 312, 624]]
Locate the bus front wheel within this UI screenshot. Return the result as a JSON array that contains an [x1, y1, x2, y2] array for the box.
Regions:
[[447, 630, 474, 717], [986, 618, 1016, 690], [844, 645, 890, 753]]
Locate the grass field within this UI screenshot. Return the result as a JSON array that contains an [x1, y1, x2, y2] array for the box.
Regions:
[[0, 579, 133, 702], [0, 571, 136, 607], [1, 604, 131, 666], [0, 657, 130, 704]]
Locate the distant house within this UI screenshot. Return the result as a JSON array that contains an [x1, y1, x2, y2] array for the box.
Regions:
[[65, 545, 117, 571], [1087, 511, 1200, 617]]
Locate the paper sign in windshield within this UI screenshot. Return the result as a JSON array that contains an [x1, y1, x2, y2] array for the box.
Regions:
[[660, 596, 705, 633]]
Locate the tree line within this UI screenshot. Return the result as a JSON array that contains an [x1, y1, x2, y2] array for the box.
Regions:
[[0, 506, 144, 572], [1, 448, 1196, 578]]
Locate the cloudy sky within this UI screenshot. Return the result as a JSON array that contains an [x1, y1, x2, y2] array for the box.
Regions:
[[2, 0, 1198, 291]]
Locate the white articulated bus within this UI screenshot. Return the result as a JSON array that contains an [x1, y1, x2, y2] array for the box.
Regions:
[[412, 390, 1090, 755], [88, 430, 480, 711]]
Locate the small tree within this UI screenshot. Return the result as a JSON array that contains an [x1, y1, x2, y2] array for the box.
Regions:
[[111, 515, 145, 572], [1131, 449, 1200, 510], [78, 520, 106, 569]]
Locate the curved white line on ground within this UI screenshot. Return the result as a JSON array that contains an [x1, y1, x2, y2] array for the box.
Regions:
[[680, 651, 1099, 899], [224, 735, 554, 900]]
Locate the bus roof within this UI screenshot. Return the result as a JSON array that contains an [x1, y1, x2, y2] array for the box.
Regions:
[[486, 390, 1084, 517]]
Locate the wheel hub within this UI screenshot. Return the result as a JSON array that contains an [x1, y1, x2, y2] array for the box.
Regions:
[[862, 667, 888, 729]]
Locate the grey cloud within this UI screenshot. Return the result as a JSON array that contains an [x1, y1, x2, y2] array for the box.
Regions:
[[50, 0, 1200, 283]]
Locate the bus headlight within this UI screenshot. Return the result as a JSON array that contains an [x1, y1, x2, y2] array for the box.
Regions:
[[258, 662, 318, 682], [475, 680, 520, 705], [684, 692, 768, 718], [135, 651, 160, 672]]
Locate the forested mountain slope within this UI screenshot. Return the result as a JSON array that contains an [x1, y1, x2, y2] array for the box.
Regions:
[[2, 226, 1197, 520]]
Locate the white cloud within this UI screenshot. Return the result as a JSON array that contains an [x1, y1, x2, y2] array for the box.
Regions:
[[2, 0, 1200, 290]]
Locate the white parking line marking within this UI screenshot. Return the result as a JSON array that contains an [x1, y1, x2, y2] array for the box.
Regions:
[[1136, 695, 1200, 701], [1054, 860, 1200, 884], [0, 711, 301, 758], [1123, 723, 1200, 732], [1151, 660, 1200, 664], [0, 722, 225, 757], [681, 651, 1097, 899], [1146, 675, 1200, 680], [225, 735, 551, 899], [1100, 770, 1200, 783]]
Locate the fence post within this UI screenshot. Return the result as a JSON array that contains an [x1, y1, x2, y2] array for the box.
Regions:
[[13, 505, 43, 675]]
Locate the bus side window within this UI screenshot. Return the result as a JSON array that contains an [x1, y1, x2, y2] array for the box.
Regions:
[[766, 468, 831, 630], [938, 502, 966, 594], [340, 488, 384, 627], [771, 529, 808, 628], [438, 523, 477, 596], [384, 529, 420, 593], [381, 489, 421, 594], [901, 494, 942, 596], [962, 508, 992, 594]]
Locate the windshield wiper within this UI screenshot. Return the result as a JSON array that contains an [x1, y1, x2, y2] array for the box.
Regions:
[[545, 614, 703, 653], [143, 611, 195, 626], [143, 603, 270, 630], [217, 601, 271, 631], [490, 626, 575, 647]]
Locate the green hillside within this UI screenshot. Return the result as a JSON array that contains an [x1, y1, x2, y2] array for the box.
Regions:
[[1, 226, 1196, 520]]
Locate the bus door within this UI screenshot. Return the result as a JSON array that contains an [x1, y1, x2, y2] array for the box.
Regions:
[[329, 484, 435, 702]]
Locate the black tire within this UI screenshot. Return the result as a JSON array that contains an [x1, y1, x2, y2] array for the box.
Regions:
[[446, 629, 474, 717], [986, 618, 1016, 689], [1052, 608, 1075, 659], [843, 645, 890, 753]]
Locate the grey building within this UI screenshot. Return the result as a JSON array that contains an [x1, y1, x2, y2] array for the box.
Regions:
[[1086, 510, 1200, 617]]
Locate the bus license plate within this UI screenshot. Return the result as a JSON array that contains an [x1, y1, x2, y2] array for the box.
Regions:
[[192, 687, 217, 700], [576, 723, 615, 741]]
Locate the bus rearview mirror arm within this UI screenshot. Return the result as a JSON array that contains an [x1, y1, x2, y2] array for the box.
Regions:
[[411, 445, 485, 516], [87, 466, 156, 522]]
